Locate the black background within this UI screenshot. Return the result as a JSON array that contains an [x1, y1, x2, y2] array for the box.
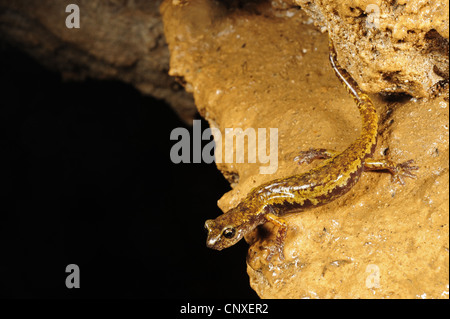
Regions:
[[0, 43, 257, 299]]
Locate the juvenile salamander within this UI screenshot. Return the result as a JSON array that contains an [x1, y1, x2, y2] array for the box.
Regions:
[[205, 40, 418, 260]]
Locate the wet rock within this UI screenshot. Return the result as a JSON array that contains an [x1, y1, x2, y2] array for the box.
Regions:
[[293, 0, 449, 97], [161, 0, 448, 298]]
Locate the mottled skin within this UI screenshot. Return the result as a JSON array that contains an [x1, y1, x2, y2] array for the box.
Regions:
[[205, 40, 418, 260]]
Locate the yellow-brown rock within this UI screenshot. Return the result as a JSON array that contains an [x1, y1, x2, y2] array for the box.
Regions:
[[293, 0, 449, 97], [161, 0, 449, 298]]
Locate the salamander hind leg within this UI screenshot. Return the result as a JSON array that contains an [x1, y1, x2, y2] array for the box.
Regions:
[[294, 148, 340, 165], [264, 207, 287, 262], [364, 158, 419, 185]]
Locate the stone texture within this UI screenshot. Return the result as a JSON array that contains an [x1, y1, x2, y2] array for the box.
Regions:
[[0, 0, 196, 122], [161, 0, 449, 298], [291, 0, 449, 98]]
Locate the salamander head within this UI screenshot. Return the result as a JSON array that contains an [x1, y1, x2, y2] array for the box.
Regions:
[[204, 211, 248, 250]]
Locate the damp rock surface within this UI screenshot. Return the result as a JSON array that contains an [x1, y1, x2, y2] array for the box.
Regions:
[[161, 0, 448, 299], [292, 0, 449, 98]]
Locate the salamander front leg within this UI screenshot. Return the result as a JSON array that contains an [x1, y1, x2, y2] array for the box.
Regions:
[[264, 207, 287, 261], [294, 148, 340, 165], [364, 158, 419, 185]]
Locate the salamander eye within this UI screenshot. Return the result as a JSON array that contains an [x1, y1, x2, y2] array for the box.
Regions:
[[222, 226, 236, 239]]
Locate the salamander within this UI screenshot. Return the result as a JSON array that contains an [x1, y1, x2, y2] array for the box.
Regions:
[[204, 40, 418, 261]]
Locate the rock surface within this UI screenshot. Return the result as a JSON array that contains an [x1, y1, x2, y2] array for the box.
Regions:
[[161, 0, 449, 298], [291, 0, 449, 98], [0, 0, 196, 122]]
